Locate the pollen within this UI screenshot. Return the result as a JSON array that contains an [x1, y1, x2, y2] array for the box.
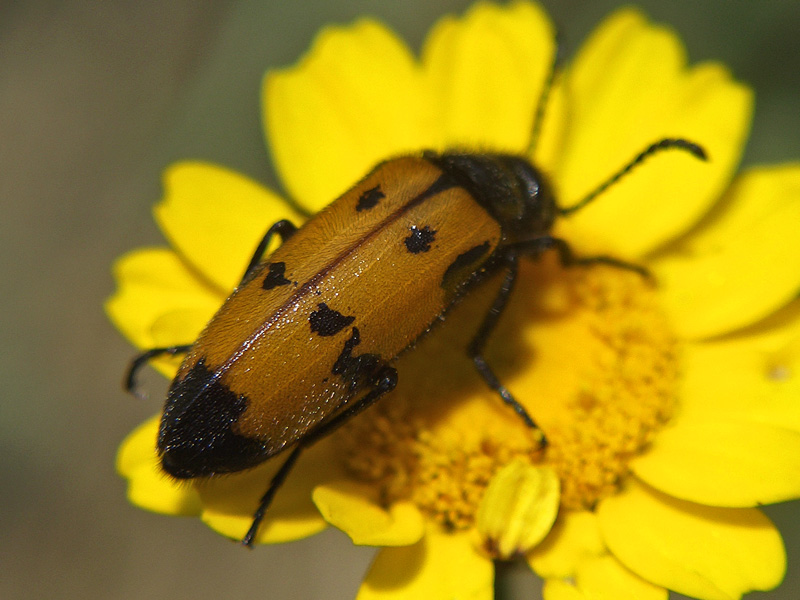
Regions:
[[336, 253, 679, 527], [534, 260, 680, 509], [338, 396, 536, 530]]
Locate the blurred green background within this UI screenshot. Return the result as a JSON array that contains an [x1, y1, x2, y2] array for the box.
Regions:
[[1, 1, 798, 598]]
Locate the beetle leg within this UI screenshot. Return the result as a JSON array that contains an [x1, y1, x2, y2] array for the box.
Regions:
[[467, 253, 544, 438], [241, 365, 398, 548], [512, 236, 650, 277], [125, 345, 193, 398], [241, 219, 298, 284], [240, 444, 303, 548]]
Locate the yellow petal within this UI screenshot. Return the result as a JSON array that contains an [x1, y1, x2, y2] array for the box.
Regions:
[[553, 9, 751, 257], [198, 438, 340, 544], [106, 247, 217, 378], [312, 480, 424, 546], [632, 420, 800, 507], [542, 552, 668, 600], [528, 511, 605, 579], [357, 526, 493, 600], [575, 555, 667, 600], [654, 164, 800, 339], [116, 415, 159, 479], [476, 460, 559, 558], [597, 480, 786, 600], [421, 0, 555, 152], [201, 509, 326, 546], [543, 579, 586, 600], [265, 20, 436, 211], [155, 161, 302, 292], [116, 416, 202, 516], [678, 300, 800, 430], [106, 248, 219, 349]]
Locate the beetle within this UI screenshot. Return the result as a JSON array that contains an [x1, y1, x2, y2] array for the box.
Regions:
[[126, 137, 705, 546], [126, 71, 707, 545]]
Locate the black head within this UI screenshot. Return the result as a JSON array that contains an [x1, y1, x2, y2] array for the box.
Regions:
[[425, 152, 557, 244]]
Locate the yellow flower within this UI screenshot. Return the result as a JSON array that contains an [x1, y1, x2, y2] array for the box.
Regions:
[[107, 2, 800, 599]]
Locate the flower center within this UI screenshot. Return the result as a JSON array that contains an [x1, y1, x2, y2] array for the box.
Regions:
[[336, 253, 679, 528]]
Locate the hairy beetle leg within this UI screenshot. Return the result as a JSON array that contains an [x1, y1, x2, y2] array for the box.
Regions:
[[467, 252, 546, 444], [125, 345, 193, 399], [242, 365, 398, 548], [512, 236, 651, 278], [240, 219, 299, 284]]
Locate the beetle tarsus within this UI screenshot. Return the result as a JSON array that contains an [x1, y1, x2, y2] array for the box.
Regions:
[[125, 345, 192, 399], [241, 219, 299, 284]]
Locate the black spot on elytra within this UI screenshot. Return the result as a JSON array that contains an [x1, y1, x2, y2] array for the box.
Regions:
[[332, 327, 381, 392], [158, 358, 269, 478], [356, 185, 385, 211], [309, 302, 356, 337], [262, 262, 291, 290], [404, 225, 437, 254], [441, 241, 492, 292]]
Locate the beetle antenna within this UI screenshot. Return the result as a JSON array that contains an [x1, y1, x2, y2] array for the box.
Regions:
[[526, 33, 560, 157], [559, 138, 708, 216]]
